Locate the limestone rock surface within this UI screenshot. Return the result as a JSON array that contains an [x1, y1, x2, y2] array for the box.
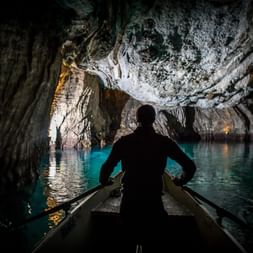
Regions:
[[66, 0, 253, 108]]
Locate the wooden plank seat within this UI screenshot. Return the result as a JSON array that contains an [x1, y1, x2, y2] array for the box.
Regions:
[[91, 190, 194, 218]]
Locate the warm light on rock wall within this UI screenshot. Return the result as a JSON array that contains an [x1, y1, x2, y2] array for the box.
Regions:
[[223, 125, 230, 135], [49, 65, 87, 147], [50, 63, 71, 117]]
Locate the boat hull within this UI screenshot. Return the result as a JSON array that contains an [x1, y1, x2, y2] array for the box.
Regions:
[[33, 172, 247, 253]]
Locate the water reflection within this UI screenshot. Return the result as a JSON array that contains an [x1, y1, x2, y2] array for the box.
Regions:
[[1, 143, 252, 252], [41, 143, 253, 251], [186, 142, 253, 252], [41, 147, 120, 208], [46, 197, 64, 228], [55, 150, 62, 167], [45, 150, 88, 204]]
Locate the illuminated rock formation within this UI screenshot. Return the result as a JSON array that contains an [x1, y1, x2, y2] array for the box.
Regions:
[[1, 0, 253, 191], [50, 66, 128, 149], [67, 0, 253, 108]]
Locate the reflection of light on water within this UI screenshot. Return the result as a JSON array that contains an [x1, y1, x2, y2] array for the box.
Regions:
[[9, 144, 251, 252], [48, 164, 56, 177], [222, 143, 229, 157], [221, 144, 230, 171], [45, 197, 65, 228], [45, 150, 88, 204], [43, 150, 90, 229]]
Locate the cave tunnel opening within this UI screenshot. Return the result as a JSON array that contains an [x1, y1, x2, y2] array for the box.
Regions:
[[1, 0, 253, 193], [1, 1, 253, 252]]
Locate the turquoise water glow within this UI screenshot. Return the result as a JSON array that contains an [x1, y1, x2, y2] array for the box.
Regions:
[[1, 143, 253, 252]]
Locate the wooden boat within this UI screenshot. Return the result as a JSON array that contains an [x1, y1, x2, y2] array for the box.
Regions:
[[32, 172, 248, 253]]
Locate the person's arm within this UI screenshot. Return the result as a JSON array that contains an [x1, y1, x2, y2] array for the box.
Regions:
[[166, 139, 196, 186], [99, 140, 122, 186]]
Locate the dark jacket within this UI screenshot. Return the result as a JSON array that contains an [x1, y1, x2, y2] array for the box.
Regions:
[[99, 126, 196, 198]]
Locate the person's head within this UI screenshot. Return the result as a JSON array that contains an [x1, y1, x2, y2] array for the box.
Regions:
[[136, 104, 156, 127]]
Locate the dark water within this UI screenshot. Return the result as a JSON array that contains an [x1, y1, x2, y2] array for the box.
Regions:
[[0, 143, 253, 252]]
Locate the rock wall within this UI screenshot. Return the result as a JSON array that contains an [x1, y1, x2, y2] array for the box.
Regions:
[[194, 102, 253, 141], [1, 0, 253, 192], [0, 5, 72, 192], [50, 66, 129, 149], [115, 96, 253, 142], [70, 0, 253, 108]]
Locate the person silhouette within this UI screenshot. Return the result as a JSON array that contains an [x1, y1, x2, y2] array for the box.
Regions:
[[99, 104, 196, 252]]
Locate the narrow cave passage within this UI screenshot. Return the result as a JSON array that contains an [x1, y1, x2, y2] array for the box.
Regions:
[[0, 0, 253, 252]]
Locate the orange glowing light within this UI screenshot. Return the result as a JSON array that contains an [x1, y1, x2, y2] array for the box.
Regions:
[[50, 63, 71, 116], [223, 125, 230, 135]]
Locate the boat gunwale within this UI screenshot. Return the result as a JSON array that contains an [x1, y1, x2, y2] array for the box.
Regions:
[[33, 171, 249, 253], [163, 171, 248, 253]]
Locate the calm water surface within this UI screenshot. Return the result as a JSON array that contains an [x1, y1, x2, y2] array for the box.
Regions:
[[1, 143, 253, 252]]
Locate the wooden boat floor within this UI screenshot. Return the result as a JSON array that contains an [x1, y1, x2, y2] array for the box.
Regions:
[[88, 192, 206, 253], [92, 191, 193, 217]]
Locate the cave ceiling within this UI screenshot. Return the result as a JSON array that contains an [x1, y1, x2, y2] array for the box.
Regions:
[[57, 0, 253, 108]]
